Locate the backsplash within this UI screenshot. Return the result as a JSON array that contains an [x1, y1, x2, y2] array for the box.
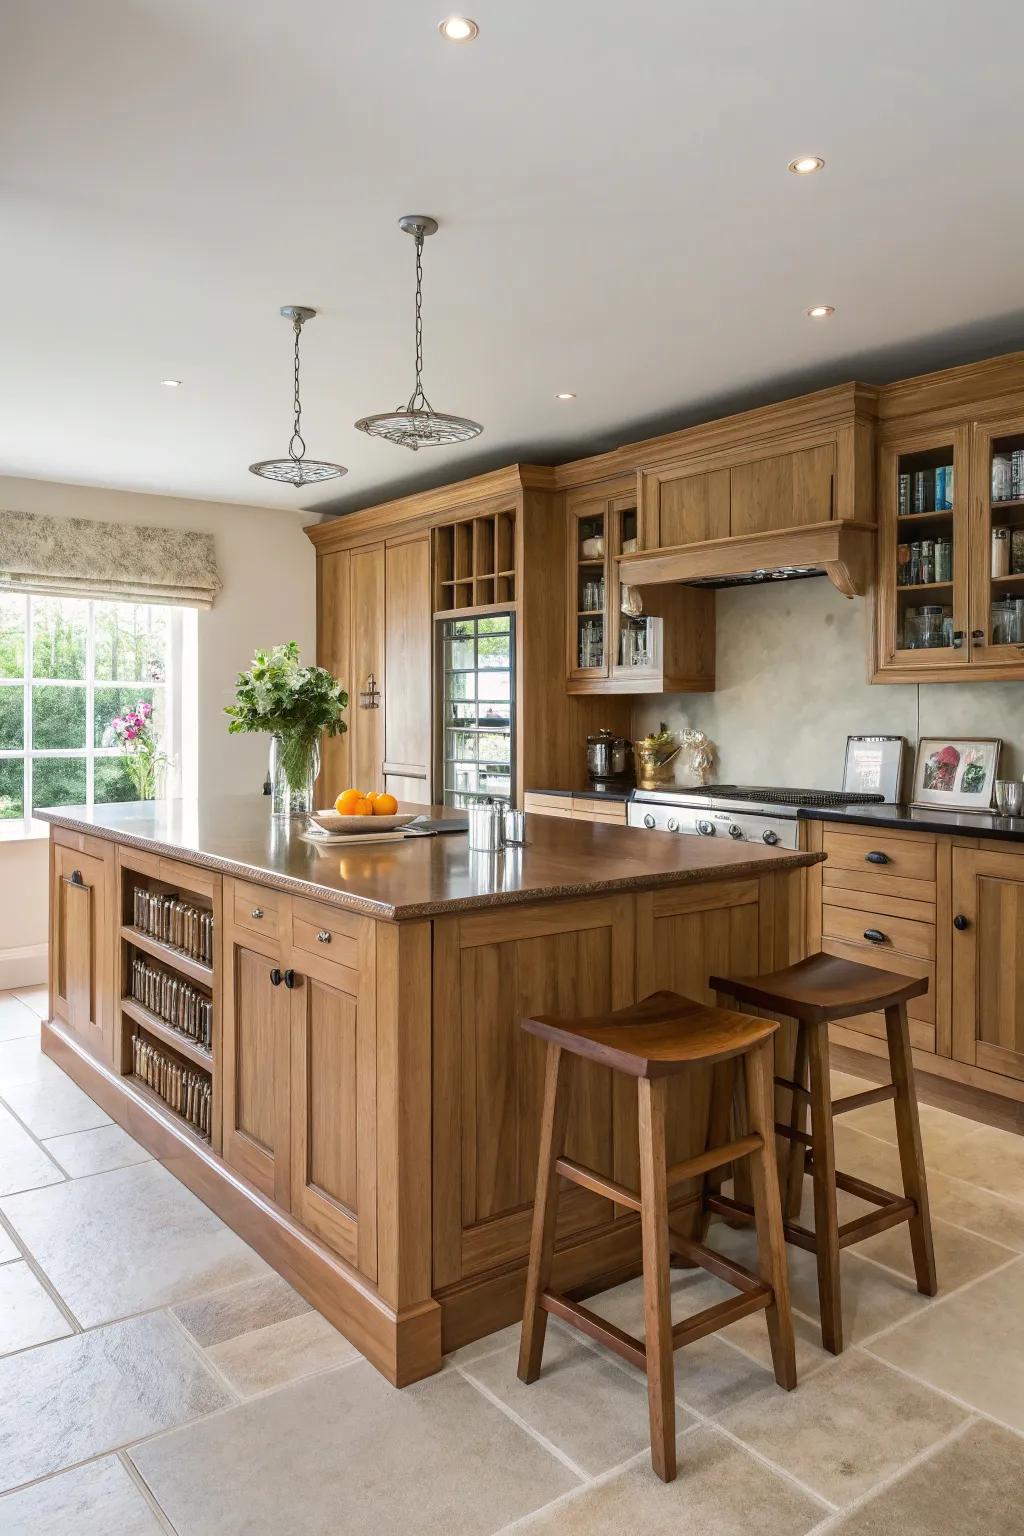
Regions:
[[632, 579, 1024, 789]]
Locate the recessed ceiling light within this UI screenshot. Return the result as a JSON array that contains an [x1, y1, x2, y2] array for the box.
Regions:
[[788, 155, 825, 175], [439, 15, 479, 41], [161, 378, 182, 387], [555, 392, 576, 400], [807, 305, 835, 319]]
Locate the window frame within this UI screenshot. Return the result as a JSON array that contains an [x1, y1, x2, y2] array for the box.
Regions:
[[0, 593, 184, 820]]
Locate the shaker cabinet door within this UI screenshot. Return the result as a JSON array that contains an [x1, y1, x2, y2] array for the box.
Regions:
[[221, 927, 292, 1207], [383, 534, 432, 803], [952, 848, 1024, 1082], [50, 839, 115, 1063]]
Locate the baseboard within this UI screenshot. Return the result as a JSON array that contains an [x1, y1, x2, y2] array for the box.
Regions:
[[0, 943, 47, 991]]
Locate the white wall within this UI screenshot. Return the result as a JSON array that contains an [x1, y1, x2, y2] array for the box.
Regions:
[[633, 578, 1024, 787], [0, 474, 316, 982]]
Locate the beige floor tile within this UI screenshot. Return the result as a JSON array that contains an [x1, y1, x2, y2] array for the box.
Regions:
[[831, 1070, 878, 1097], [0, 1104, 64, 1197], [717, 1351, 967, 1506], [501, 1424, 825, 1535], [207, 1309, 359, 1397], [857, 1213, 1011, 1289], [446, 1320, 522, 1366], [130, 1360, 579, 1536], [925, 1121, 1024, 1203], [1, 1070, 111, 1139], [0, 1161, 269, 1327], [867, 1257, 1024, 1429], [0, 1262, 71, 1356], [462, 1323, 692, 1476], [0, 1453, 166, 1536], [826, 1418, 1024, 1535], [13, 987, 49, 1019], [0, 1038, 64, 1094], [0, 1312, 231, 1492], [0, 1226, 21, 1263], [836, 1098, 987, 1164], [172, 1271, 311, 1347], [42, 1123, 152, 1179], [926, 1168, 1024, 1252], [0, 996, 40, 1043]]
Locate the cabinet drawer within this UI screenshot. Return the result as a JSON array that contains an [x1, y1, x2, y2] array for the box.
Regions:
[[822, 903, 935, 960], [524, 794, 573, 818], [821, 937, 934, 1023], [289, 898, 365, 975], [818, 878, 935, 924], [571, 798, 627, 822], [822, 828, 936, 884], [232, 880, 280, 939], [822, 863, 936, 906], [832, 1011, 937, 1056]]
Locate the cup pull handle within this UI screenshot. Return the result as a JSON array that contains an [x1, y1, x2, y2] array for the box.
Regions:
[[863, 928, 887, 945], [69, 869, 84, 885], [865, 851, 889, 865]]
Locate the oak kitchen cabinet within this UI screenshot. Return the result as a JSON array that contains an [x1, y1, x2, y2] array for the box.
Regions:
[[49, 828, 116, 1066], [952, 846, 1024, 1084]]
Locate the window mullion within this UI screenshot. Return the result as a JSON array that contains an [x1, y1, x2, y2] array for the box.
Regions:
[[24, 595, 32, 818], [86, 599, 95, 807]]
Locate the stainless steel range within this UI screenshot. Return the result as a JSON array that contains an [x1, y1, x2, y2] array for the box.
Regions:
[[627, 785, 885, 850]]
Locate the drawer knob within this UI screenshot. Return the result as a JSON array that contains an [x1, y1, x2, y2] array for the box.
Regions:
[[863, 928, 888, 944], [316, 930, 332, 944], [865, 851, 889, 865], [251, 908, 264, 920], [953, 914, 970, 931]]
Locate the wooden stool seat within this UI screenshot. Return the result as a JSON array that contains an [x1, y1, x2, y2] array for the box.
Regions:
[[707, 952, 938, 1357], [517, 990, 796, 1484], [524, 989, 778, 1075], [709, 953, 928, 1025]]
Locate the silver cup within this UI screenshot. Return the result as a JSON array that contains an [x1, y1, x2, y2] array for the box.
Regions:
[[467, 801, 506, 852], [994, 780, 1024, 816], [504, 808, 527, 846]]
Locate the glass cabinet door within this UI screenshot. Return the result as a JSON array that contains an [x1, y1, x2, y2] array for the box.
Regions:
[[610, 497, 660, 679], [970, 418, 1024, 669], [567, 503, 609, 680], [877, 426, 970, 674]]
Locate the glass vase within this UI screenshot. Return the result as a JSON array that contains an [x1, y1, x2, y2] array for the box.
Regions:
[[269, 733, 320, 817]]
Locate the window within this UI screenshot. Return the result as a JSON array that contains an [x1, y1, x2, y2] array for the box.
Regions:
[[439, 612, 515, 806], [0, 595, 184, 820]]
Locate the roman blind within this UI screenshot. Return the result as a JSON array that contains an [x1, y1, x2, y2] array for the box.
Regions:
[[0, 509, 222, 609]]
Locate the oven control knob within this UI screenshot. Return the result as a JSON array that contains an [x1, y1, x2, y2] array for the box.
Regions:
[[728, 823, 744, 839], [667, 817, 679, 833], [762, 829, 780, 846], [643, 814, 656, 830], [697, 819, 715, 836]]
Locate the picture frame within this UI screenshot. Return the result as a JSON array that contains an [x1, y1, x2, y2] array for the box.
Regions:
[[911, 737, 1001, 811], [842, 735, 906, 803]]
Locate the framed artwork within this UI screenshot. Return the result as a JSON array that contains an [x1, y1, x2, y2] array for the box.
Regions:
[[911, 737, 1001, 811], [843, 735, 906, 803]]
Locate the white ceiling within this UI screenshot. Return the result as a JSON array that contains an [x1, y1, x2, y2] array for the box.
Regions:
[[4, 0, 1024, 519]]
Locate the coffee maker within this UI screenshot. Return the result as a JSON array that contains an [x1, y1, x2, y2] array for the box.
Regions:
[[585, 729, 634, 793]]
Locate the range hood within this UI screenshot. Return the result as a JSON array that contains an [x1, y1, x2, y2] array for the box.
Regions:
[[617, 519, 874, 599]]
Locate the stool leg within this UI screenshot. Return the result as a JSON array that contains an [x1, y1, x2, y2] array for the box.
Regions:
[[743, 1039, 797, 1391], [885, 1002, 938, 1297], [807, 1022, 843, 1354], [638, 1076, 676, 1483], [518, 1044, 572, 1384], [700, 1058, 736, 1239], [784, 1024, 810, 1222]]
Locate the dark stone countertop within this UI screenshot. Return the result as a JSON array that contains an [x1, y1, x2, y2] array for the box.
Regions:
[[798, 802, 1024, 844], [36, 796, 821, 922], [526, 786, 635, 803]]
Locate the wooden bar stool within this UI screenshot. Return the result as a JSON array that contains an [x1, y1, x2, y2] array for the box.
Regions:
[[517, 990, 796, 1483], [707, 953, 938, 1355]]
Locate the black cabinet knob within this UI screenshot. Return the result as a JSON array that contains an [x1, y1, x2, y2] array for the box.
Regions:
[[971, 629, 985, 644], [865, 851, 889, 865], [269, 967, 282, 986], [863, 928, 888, 944], [283, 968, 297, 989], [953, 914, 970, 931], [70, 868, 84, 885], [952, 630, 965, 649]]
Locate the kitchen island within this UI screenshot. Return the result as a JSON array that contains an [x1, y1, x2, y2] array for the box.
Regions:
[[37, 798, 820, 1386]]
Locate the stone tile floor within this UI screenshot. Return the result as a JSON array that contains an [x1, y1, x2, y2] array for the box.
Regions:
[[0, 991, 1022, 1534]]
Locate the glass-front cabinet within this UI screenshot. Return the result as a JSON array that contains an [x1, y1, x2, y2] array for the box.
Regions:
[[875, 416, 1024, 682]]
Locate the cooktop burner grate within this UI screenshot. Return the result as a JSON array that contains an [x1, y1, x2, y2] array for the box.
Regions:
[[723, 787, 885, 807]]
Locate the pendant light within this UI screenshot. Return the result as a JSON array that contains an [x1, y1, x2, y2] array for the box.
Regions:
[[249, 306, 347, 486], [355, 216, 482, 451]]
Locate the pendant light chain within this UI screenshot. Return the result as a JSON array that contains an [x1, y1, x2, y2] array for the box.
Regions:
[[409, 232, 430, 412], [290, 318, 306, 462]]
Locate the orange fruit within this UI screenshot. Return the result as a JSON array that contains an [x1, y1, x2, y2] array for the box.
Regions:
[[372, 792, 399, 816], [365, 792, 378, 807], [351, 797, 374, 816], [335, 788, 364, 814]]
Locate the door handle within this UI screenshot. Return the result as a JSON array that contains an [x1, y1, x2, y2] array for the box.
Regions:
[[69, 869, 84, 885], [865, 851, 889, 865], [953, 914, 970, 931], [863, 928, 888, 945], [269, 967, 282, 986], [971, 629, 985, 645], [283, 968, 297, 989], [951, 630, 965, 649]]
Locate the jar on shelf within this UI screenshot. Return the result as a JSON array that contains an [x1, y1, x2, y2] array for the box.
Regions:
[[918, 605, 946, 648], [902, 607, 921, 649], [993, 526, 1011, 578], [991, 599, 1014, 645], [992, 454, 1013, 502], [896, 543, 911, 586]]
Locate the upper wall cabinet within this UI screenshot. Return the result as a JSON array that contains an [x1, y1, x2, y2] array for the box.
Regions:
[[565, 478, 715, 695], [874, 407, 1024, 683]]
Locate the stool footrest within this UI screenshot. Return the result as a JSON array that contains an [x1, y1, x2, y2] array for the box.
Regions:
[[669, 1234, 766, 1295], [667, 1133, 762, 1187], [706, 1193, 818, 1254], [542, 1292, 646, 1370], [833, 1167, 903, 1208], [775, 1123, 813, 1147], [831, 1085, 896, 1116], [839, 1200, 915, 1248], [774, 1075, 812, 1102], [555, 1157, 641, 1212], [672, 1288, 771, 1349]]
